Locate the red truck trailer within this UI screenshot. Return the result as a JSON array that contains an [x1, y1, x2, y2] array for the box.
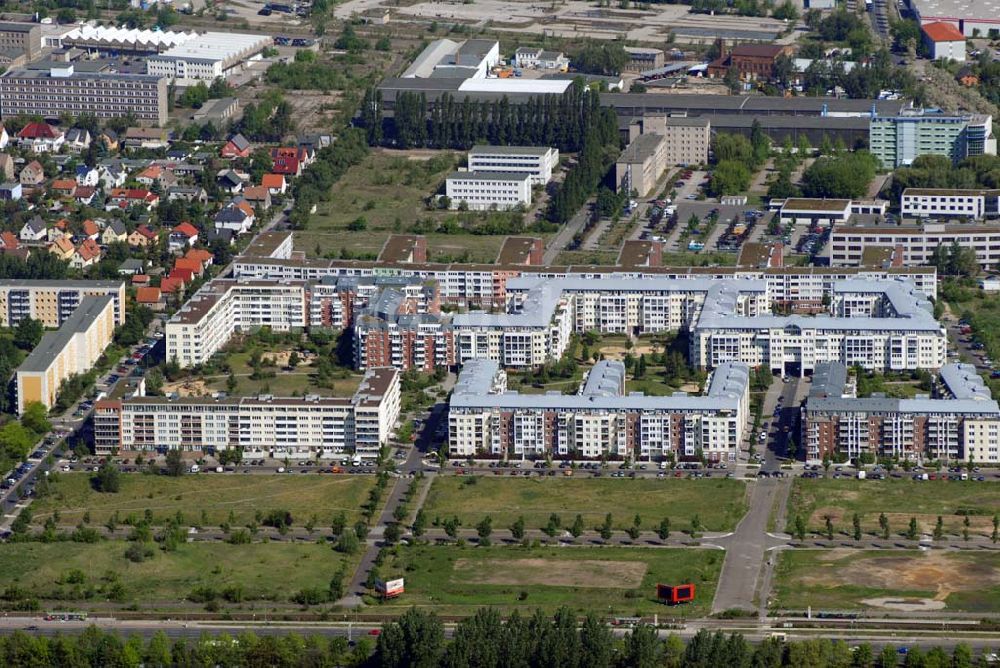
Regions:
[[656, 583, 696, 605]]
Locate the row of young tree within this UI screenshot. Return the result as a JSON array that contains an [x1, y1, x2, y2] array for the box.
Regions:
[[0, 616, 980, 667], [362, 84, 617, 154]]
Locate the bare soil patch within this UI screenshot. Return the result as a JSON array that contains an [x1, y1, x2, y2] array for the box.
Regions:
[[452, 558, 647, 589], [162, 379, 212, 397]]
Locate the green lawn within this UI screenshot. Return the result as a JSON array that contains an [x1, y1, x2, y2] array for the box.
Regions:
[[200, 372, 362, 398], [294, 231, 506, 264], [422, 477, 747, 532], [375, 544, 722, 617], [773, 549, 1000, 614], [788, 478, 1000, 534], [32, 473, 375, 527], [0, 542, 346, 610]]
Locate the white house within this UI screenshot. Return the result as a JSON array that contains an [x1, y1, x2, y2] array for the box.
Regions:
[[98, 164, 127, 189], [922, 22, 966, 62], [19, 217, 47, 242], [467, 145, 559, 186], [445, 171, 532, 211], [75, 165, 99, 187]]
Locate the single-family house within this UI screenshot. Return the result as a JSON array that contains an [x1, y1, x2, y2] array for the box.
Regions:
[[169, 267, 195, 283], [128, 224, 158, 248], [80, 219, 100, 241], [48, 235, 75, 260], [74, 186, 97, 206], [18, 122, 64, 153], [169, 222, 199, 251], [108, 188, 159, 211], [98, 129, 119, 152], [166, 186, 208, 203], [0, 231, 19, 252], [98, 164, 127, 190], [0, 182, 22, 201], [19, 160, 44, 187], [47, 219, 69, 242], [74, 165, 99, 187], [102, 220, 127, 245], [70, 238, 101, 269], [185, 247, 214, 269], [19, 216, 46, 242], [242, 186, 272, 210], [173, 257, 203, 277], [131, 274, 150, 286], [261, 173, 287, 195], [50, 179, 77, 198], [135, 286, 164, 310], [221, 133, 251, 159], [270, 147, 302, 177], [135, 164, 164, 187], [119, 258, 147, 276], [123, 127, 169, 150], [214, 201, 255, 235], [160, 276, 185, 296], [64, 128, 91, 151], [217, 169, 245, 194], [206, 227, 235, 246], [0, 154, 14, 181]]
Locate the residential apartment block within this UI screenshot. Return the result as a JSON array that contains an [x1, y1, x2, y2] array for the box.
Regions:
[[802, 362, 1000, 463], [900, 188, 1000, 219], [449, 358, 750, 462], [829, 220, 1000, 270], [0, 279, 126, 328], [662, 116, 710, 166], [615, 133, 667, 196], [467, 145, 558, 185], [445, 171, 532, 210], [869, 110, 995, 168], [15, 295, 116, 414], [93, 367, 401, 459], [0, 65, 167, 126], [0, 22, 40, 59]]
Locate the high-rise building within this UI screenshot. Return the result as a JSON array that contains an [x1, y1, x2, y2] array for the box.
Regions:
[[869, 109, 996, 168]]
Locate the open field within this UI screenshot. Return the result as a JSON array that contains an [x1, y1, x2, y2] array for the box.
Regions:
[[422, 477, 747, 532], [772, 549, 1000, 614], [376, 544, 722, 617], [788, 478, 1000, 534], [295, 231, 507, 264], [0, 542, 346, 610], [32, 473, 375, 527]]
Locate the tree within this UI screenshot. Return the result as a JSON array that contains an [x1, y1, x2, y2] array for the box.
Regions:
[[13, 317, 43, 351], [383, 522, 401, 544], [91, 463, 121, 493], [825, 515, 834, 540], [658, 517, 671, 540], [690, 514, 702, 537], [412, 509, 427, 537], [579, 613, 613, 668], [570, 514, 584, 539], [793, 515, 806, 540], [374, 608, 444, 668], [852, 513, 862, 541], [993, 514, 999, 544], [165, 449, 185, 476], [907, 517, 918, 540], [623, 624, 660, 668], [0, 422, 35, 461], [21, 401, 51, 435], [879, 512, 890, 539], [335, 530, 360, 554], [331, 510, 347, 536], [708, 160, 752, 197], [510, 515, 525, 540], [287, 351, 300, 369], [476, 515, 493, 544], [600, 513, 613, 542], [934, 515, 944, 541], [801, 152, 878, 199]]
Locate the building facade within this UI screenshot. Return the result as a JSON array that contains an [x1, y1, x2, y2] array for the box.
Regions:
[[0, 22, 40, 59], [445, 171, 532, 210], [869, 110, 995, 168], [0, 65, 168, 126], [615, 133, 668, 196], [449, 359, 750, 462], [94, 368, 401, 459], [145, 32, 273, 84], [900, 188, 999, 219], [16, 295, 116, 414], [0, 279, 126, 328], [467, 145, 558, 185], [829, 221, 1000, 270]]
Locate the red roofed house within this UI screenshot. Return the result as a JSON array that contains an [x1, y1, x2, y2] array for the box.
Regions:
[[173, 257, 203, 277], [922, 22, 966, 61], [169, 267, 195, 283], [185, 248, 214, 268], [221, 133, 251, 159], [70, 238, 101, 269], [50, 179, 77, 198], [132, 274, 150, 286], [242, 185, 272, 210], [74, 186, 97, 206], [17, 122, 64, 153], [135, 286, 164, 310], [270, 147, 302, 176], [81, 219, 100, 241], [0, 230, 19, 252], [109, 188, 160, 211], [128, 224, 158, 248], [169, 222, 199, 251], [48, 235, 75, 261], [160, 276, 185, 295], [261, 173, 287, 195]]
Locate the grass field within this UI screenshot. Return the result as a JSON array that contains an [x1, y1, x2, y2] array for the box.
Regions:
[[0, 542, 346, 610], [32, 473, 375, 527], [295, 231, 506, 264], [375, 544, 722, 617], [422, 477, 747, 532], [772, 549, 1000, 613], [788, 478, 1000, 534]]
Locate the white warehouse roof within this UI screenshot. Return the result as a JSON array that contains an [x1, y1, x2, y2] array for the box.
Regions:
[[62, 25, 197, 49], [457, 78, 571, 95], [156, 31, 272, 64]]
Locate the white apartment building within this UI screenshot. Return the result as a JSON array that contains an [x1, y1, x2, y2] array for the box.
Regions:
[[449, 359, 750, 462], [445, 171, 532, 211], [829, 222, 1000, 270], [900, 188, 999, 219], [94, 368, 400, 459], [467, 145, 559, 185], [690, 280, 947, 376]]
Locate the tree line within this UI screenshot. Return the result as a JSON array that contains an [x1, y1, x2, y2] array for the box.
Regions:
[[0, 614, 982, 667]]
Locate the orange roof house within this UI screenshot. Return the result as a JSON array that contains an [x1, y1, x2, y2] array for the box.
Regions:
[[160, 277, 185, 294], [173, 257, 203, 276], [135, 286, 162, 304], [185, 248, 214, 267], [261, 173, 286, 194], [169, 267, 194, 283], [81, 219, 100, 239], [48, 236, 75, 260], [50, 179, 77, 196]]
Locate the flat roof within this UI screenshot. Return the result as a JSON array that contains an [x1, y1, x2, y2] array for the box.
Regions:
[[782, 198, 852, 212], [0, 66, 163, 83], [910, 0, 1000, 21], [618, 133, 665, 163], [18, 295, 113, 373], [0, 279, 123, 290], [379, 234, 423, 263], [0, 22, 37, 33], [242, 231, 290, 258], [736, 242, 774, 268], [618, 239, 659, 267], [902, 188, 1000, 197], [447, 170, 531, 182], [496, 236, 540, 265], [470, 144, 552, 156]]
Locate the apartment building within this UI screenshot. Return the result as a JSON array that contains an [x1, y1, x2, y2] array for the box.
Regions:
[[93, 367, 400, 459], [829, 220, 1000, 270], [869, 110, 995, 168], [615, 133, 668, 196], [0, 22, 41, 59], [445, 171, 532, 210], [449, 358, 750, 462], [231, 233, 940, 307], [0, 65, 168, 126], [16, 295, 116, 414], [802, 362, 1000, 463], [690, 280, 947, 376], [467, 145, 559, 185], [0, 279, 126, 328], [663, 117, 710, 166], [900, 188, 1000, 219]]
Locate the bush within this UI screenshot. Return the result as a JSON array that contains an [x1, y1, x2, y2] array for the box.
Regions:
[[123, 543, 154, 563], [292, 588, 327, 605], [188, 586, 217, 603]]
